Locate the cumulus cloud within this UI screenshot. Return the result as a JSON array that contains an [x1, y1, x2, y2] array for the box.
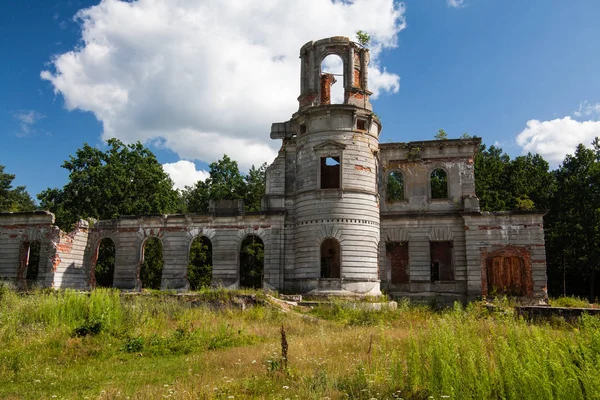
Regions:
[[516, 117, 600, 166], [447, 0, 465, 9], [13, 110, 45, 137], [162, 160, 209, 190], [41, 0, 406, 171]]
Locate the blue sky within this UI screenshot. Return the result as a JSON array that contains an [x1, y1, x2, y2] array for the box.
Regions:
[[2, 0, 600, 199]]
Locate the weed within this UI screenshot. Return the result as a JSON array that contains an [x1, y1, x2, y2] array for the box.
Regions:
[[122, 336, 144, 353]]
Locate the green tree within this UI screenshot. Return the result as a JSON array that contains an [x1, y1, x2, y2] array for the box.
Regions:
[[245, 163, 267, 212], [355, 30, 371, 47], [38, 138, 180, 230], [386, 171, 404, 202], [435, 129, 448, 140], [183, 155, 257, 213], [0, 165, 36, 212], [430, 169, 448, 199], [545, 139, 600, 300], [505, 153, 555, 210]]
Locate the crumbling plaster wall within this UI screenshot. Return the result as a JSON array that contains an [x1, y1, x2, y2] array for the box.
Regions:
[[380, 215, 468, 301], [89, 213, 285, 290], [463, 212, 547, 302], [0, 211, 90, 289], [379, 138, 480, 213]]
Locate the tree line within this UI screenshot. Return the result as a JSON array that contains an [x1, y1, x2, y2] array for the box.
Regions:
[[1, 136, 599, 300]]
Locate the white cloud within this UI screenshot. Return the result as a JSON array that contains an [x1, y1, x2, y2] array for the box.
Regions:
[[13, 110, 45, 137], [516, 117, 600, 166], [574, 101, 600, 119], [41, 0, 406, 170], [447, 0, 465, 9], [162, 160, 209, 190]]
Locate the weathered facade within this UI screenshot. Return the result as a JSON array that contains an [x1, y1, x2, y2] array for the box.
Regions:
[[0, 37, 547, 303]]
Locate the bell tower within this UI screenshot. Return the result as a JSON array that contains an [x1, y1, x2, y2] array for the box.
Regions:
[[288, 36, 381, 295]]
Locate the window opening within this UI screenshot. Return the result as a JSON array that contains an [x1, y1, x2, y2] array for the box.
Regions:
[[320, 54, 344, 104], [431, 168, 448, 199], [94, 238, 115, 288], [320, 238, 341, 279], [140, 237, 163, 290], [240, 235, 264, 289], [386, 242, 409, 284], [386, 171, 405, 202], [321, 156, 340, 189], [430, 241, 454, 281], [188, 236, 213, 290], [299, 124, 307, 134], [357, 119, 367, 131]]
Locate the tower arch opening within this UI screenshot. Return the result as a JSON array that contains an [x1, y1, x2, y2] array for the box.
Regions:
[[320, 54, 344, 104]]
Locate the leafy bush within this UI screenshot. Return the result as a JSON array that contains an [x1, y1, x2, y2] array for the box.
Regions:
[[549, 296, 591, 308]]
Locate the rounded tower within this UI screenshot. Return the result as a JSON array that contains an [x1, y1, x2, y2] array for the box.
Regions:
[[292, 36, 381, 295]]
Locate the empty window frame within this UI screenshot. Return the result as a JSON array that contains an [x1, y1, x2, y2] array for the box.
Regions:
[[386, 171, 405, 202], [430, 168, 448, 199], [356, 118, 367, 131], [430, 241, 454, 281], [321, 156, 340, 189]]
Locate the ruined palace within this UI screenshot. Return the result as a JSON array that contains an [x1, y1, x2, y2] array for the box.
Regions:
[[0, 37, 547, 302]]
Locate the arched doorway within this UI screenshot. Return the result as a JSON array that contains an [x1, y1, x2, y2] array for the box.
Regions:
[[188, 236, 213, 290], [94, 238, 115, 288], [320, 238, 341, 279], [240, 235, 264, 289], [139, 237, 164, 290]]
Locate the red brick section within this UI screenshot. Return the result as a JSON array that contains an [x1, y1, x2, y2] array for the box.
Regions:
[[354, 164, 372, 172], [353, 69, 360, 86], [386, 242, 409, 284], [88, 242, 100, 288], [320, 73, 337, 105], [480, 246, 533, 297]]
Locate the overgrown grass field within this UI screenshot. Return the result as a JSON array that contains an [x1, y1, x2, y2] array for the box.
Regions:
[[1, 287, 599, 399]]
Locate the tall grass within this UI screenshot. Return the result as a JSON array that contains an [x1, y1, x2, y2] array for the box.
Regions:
[[1, 286, 600, 399]]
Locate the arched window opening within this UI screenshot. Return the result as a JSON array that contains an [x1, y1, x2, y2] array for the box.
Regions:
[[188, 236, 213, 290], [431, 168, 448, 199], [320, 54, 344, 104], [320, 238, 341, 279], [95, 238, 115, 288], [487, 255, 526, 296], [140, 237, 163, 290], [386, 171, 405, 202], [240, 235, 264, 289]]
